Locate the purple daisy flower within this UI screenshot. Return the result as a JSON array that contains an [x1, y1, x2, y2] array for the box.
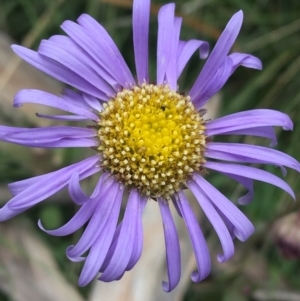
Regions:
[[0, 0, 299, 292]]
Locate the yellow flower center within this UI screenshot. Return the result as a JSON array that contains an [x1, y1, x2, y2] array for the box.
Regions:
[[98, 84, 206, 198]]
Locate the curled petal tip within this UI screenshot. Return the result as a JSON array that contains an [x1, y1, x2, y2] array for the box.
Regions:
[[37, 219, 45, 231], [217, 253, 225, 263], [162, 280, 172, 293]]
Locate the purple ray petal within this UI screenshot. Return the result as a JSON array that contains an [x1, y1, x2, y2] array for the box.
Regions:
[[38, 39, 114, 98], [77, 14, 135, 87], [36, 113, 89, 121], [189, 11, 243, 100], [193, 56, 233, 109], [7, 155, 100, 210], [38, 197, 97, 236], [214, 207, 236, 239], [158, 198, 181, 292], [8, 160, 101, 197], [206, 109, 293, 137], [191, 173, 255, 241], [9, 174, 54, 197], [41, 138, 97, 148], [100, 193, 147, 274], [14, 89, 99, 121], [82, 93, 103, 112], [206, 149, 289, 178], [177, 39, 209, 78], [61, 88, 94, 110], [205, 161, 295, 199], [187, 182, 235, 262], [99, 223, 121, 273], [220, 172, 254, 205], [1, 126, 97, 148], [206, 143, 300, 172], [217, 126, 278, 147], [157, 4, 175, 85], [0, 203, 26, 222], [12, 46, 109, 100], [61, 19, 132, 88], [229, 52, 262, 73], [5, 126, 96, 140], [175, 192, 211, 282], [49, 35, 118, 90], [99, 189, 141, 281], [133, 0, 150, 83], [78, 185, 124, 286], [166, 17, 182, 89], [171, 195, 183, 218], [4, 137, 98, 148], [67, 180, 121, 259], [0, 163, 99, 221], [68, 172, 97, 205], [126, 196, 148, 271], [0, 126, 29, 136]]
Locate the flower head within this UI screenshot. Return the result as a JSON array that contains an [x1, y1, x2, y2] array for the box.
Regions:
[[0, 0, 299, 292]]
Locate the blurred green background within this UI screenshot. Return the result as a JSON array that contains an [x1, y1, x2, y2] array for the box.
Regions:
[[0, 0, 300, 300]]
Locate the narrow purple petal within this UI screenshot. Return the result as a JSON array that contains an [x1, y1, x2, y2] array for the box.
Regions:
[[206, 109, 293, 137], [77, 14, 135, 86], [1, 126, 97, 148], [175, 192, 211, 282], [205, 161, 295, 199], [206, 143, 300, 172], [0, 126, 29, 136], [61, 88, 95, 110], [98, 196, 146, 273], [61, 17, 133, 88], [177, 40, 209, 78], [38, 40, 114, 97], [14, 89, 99, 121], [220, 172, 254, 205], [193, 56, 233, 109], [36, 113, 89, 121], [4, 137, 98, 148], [0, 204, 25, 222], [5, 126, 96, 140], [189, 11, 243, 100], [215, 208, 236, 239], [0, 156, 100, 221], [78, 185, 124, 286], [229, 52, 262, 73], [171, 196, 183, 218], [166, 17, 182, 89], [126, 196, 147, 271], [157, 4, 175, 85], [49, 35, 118, 91], [12, 46, 109, 100], [187, 182, 235, 263], [8, 163, 100, 197], [133, 0, 150, 83], [68, 172, 97, 205], [191, 173, 255, 241], [9, 174, 54, 197], [67, 180, 120, 259], [82, 93, 103, 112], [99, 189, 141, 281], [158, 198, 181, 292], [217, 126, 278, 147], [38, 198, 97, 236], [7, 155, 100, 210], [99, 224, 121, 273]]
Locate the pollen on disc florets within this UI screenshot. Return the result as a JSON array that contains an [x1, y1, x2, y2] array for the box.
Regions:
[[98, 84, 206, 198]]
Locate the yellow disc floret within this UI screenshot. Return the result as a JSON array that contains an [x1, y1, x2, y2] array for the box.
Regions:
[[98, 84, 206, 198]]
